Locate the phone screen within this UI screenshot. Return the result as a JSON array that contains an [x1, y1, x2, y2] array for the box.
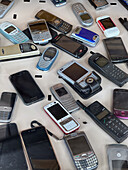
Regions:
[[112, 160, 128, 170], [21, 126, 60, 170], [29, 22, 48, 33], [100, 17, 115, 29], [0, 0, 11, 6], [9, 70, 45, 105], [55, 87, 68, 97]]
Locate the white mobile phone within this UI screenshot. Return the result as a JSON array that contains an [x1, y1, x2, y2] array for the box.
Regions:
[[96, 16, 120, 38], [43, 101, 80, 134]]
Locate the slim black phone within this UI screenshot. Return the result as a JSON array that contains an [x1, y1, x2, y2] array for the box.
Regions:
[[103, 37, 128, 63], [9, 70, 45, 105], [51, 34, 88, 59], [21, 126, 60, 170]]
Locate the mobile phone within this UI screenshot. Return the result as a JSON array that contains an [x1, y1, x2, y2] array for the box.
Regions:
[[27, 20, 52, 44], [21, 125, 60, 170], [0, 92, 17, 122], [103, 37, 128, 63], [107, 144, 128, 170], [0, 123, 28, 169], [57, 60, 101, 94], [50, 83, 79, 113], [88, 52, 128, 87], [96, 16, 120, 38], [72, 3, 93, 27], [43, 101, 80, 134], [64, 131, 98, 170], [0, 0, 15, 18], [118, 0, 128, 10], [50, 0, 66, 7], [37, 47, 59, 71], [113, 89, 128, 119], [88, 0, 109, 10], [70, 26, 99, 47], [77, 100, 128, 143], [0, 43, 40, 62], [35, 9, 72, 34], [9, 70, 45, 105], [51, 34, 88, 59]]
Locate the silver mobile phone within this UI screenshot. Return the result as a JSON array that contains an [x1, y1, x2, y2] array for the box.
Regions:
[[50, 83, 79, 113], [88, 0, 109, 10]]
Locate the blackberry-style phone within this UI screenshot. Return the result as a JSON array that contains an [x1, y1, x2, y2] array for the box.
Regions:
[[64, 131, 98, 170], [77, 100, 128, 143], [88, 52, 128, 87], [0, 92, 17, 122], [37, 47, 59, 71], [35, 9, 72, 34], [88, 0, 109, 10], [50, 0, 66, 7], [72, 3, 93, 27], [0, 21, 29, 44], [107, 144, 128, 170], [50, 83, 79, 113]]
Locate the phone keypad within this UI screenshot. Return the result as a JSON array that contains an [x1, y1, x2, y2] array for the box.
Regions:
[[11, 31, 29, 43], [0, 111, 10, 121], [72, 3, 86, 14], [33, 32, 51, 42]]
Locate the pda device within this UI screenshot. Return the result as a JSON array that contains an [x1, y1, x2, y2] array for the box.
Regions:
[[37, 47, 59, 71], [77, 100, 128, 143], [43, 101, 80, 134], [50, 83, 79, 113], [88, 0, 109, 10], [72, 3, 93, 27], [0, 43, 40, 62], [0, 21, 29, 44], [57, 60, 102, 99], [71, 26, 99, 47], [0, 92, 17, 122], [88, 52, 128, 87], [0, 0, 15, 18], [27, 20, 52, 44], [35, 9, 72, 34], [50, 0, 66, 7], [107, 144, 128, 170], [64, 131, 98, 170]]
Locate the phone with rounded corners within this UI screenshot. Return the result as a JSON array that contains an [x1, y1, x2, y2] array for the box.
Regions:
[[88, 0, 109, 10]]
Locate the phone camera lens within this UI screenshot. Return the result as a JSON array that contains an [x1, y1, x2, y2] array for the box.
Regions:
[[86, 77, 94, 84]]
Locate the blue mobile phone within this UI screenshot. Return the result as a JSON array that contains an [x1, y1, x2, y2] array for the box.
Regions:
[[71, 26, 99, 47], [37, 47, 59, 71]]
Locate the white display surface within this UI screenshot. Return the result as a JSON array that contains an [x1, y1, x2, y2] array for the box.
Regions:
[[0, 0, 128, 169]]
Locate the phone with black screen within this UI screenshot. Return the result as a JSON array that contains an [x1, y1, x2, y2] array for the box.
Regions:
[[103, 37, 128, 63], [9, 70, 45, 105], [21, 125, 60, 170], [51, 34, 88, 59]]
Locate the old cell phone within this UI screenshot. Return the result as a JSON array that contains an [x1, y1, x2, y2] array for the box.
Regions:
[[50, 0, 66, 7], [72, 3, 93, 27], [107, 144, 128, 170], [0, 123, 28, 170], [88, 0, 109, 10], [96, 16, 120, 38], [37, 47, 59, 71], [0, 43, 40, 62], [70, 26, 99, 47], [35, 9, 72, 34], [0, 92, 17, 122], [51, 34, 88, 59], [21, 125, 60, 170], [28, 20, 52, 44], [64, 131, 98, 170], [0, 21, 29, 44], [50, 83, 79, 113], [103, 37, 128, 63], [44, 101, 80, 134], [88, 52, 128, 87], [113, 89, 128, 119], [9, 70, 45, 105], [77, 100, 128, 143], [0, 0, 15, 18]]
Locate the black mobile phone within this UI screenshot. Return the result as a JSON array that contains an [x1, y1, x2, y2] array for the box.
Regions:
[[51, 34, 88, 59], [0, 123, 28, 170], [103, 37, 128, 63], [21, 126, 60, 170], [35, 9, 72, 34], [9, 70, 45, 105], [88, 0, 109, 10]]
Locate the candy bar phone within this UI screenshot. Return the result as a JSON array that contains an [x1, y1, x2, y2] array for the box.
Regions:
[[88, 0, 109, 10]]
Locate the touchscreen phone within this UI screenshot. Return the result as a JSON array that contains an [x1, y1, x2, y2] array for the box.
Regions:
[[0, 123, 28, 170], [103, 37, 128, 63], [21, 126, 60, 170], [9, 70, 45, 105]]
